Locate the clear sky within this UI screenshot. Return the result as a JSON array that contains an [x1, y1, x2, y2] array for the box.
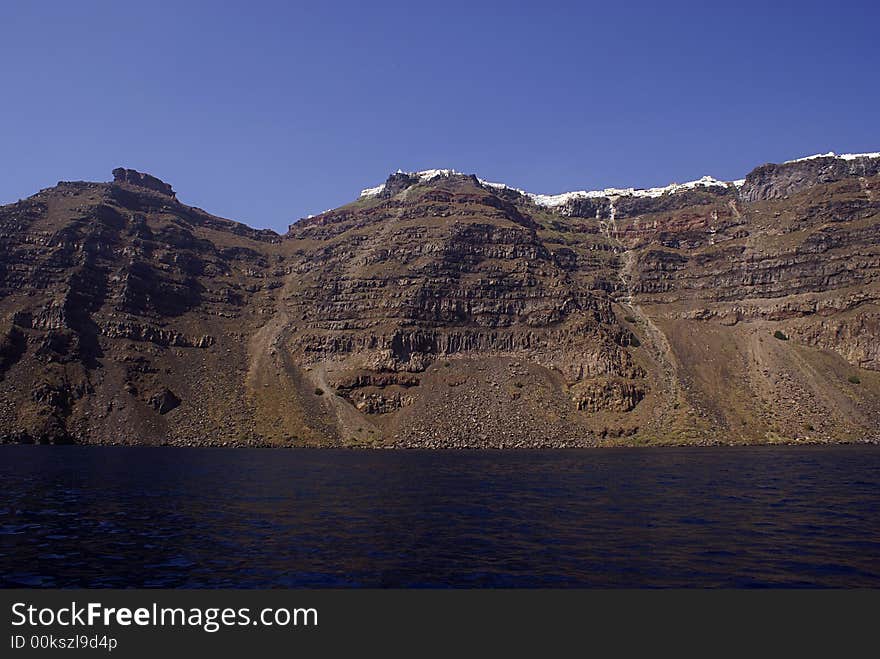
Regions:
[[2, 0, 878, 231]]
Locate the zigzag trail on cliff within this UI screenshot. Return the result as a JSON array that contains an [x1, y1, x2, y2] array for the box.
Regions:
[[610, 223, 684, 433], [244, 274, 298, 442]]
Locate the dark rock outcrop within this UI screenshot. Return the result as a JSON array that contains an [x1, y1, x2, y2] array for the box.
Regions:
[[149, 388, 181, 414], [739, 155, 880, 202], [112, 167, 176, 197]]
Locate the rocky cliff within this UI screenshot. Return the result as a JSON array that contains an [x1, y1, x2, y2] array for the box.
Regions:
[[1, 154, 878, 446]]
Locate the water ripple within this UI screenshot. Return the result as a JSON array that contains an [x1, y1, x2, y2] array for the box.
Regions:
[[0, 445, 878, 588]]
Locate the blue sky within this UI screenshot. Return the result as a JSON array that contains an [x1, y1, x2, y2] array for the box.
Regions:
[[1, 0, 878, 231]]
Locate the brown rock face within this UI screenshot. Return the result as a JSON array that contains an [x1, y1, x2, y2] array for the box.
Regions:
[[1, 160, 878, 446]]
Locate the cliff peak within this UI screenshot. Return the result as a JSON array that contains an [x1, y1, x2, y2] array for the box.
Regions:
[[360, 169, 477, 199], [111, 167, 176, 198]]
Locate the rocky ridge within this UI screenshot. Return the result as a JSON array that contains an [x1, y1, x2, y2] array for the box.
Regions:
[[1, 153, 879, 446]]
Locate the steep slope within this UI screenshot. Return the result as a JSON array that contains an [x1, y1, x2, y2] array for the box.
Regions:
[[268, 174, 643, 446], [0, 169, 281, 444], [625, 164, 880, 443], [1, 155, 878, 446]]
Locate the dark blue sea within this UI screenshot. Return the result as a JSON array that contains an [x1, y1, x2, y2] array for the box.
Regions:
[[1, 445, 878, 587]]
